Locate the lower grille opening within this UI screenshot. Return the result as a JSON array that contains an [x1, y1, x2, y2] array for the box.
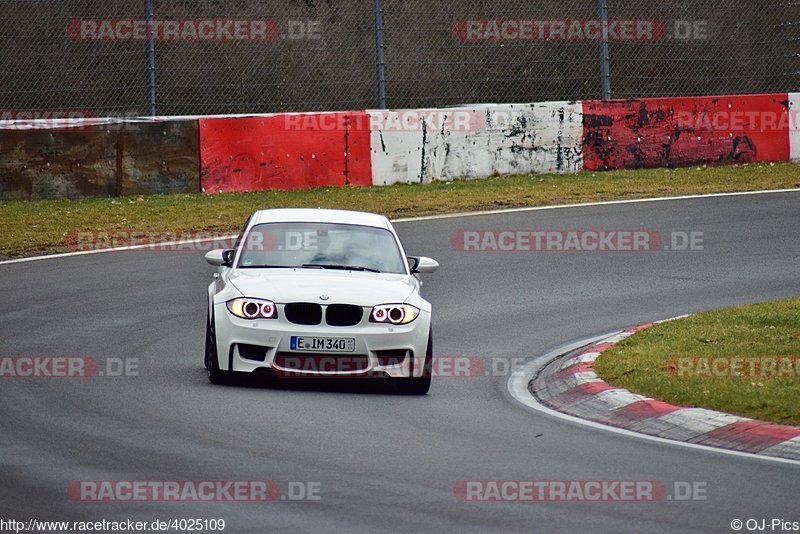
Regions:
[[325, 304, 364, 326], [238, 344, 268, 362], [375, 350, 409, 367], [274, 353, 369, 373], [284, 302, 323, 325]]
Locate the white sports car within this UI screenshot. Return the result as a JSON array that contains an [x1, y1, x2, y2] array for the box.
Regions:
[[204, 208, 439, 394]]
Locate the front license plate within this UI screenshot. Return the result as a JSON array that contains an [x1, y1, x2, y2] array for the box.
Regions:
[[290, 336, 356, 353]]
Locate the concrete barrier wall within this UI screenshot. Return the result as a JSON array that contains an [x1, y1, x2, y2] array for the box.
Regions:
[[369, 102, 583, 186], [0, 120, 199, 200], [0, 93, 797, 199], [198, 112, 371, 193], [582, 94, 791, 171]]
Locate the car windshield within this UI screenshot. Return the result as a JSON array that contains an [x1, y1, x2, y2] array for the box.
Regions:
[[236, 222, 407, 274]]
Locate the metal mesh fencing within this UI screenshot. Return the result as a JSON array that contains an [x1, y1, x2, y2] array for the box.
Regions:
[[0, 0, 797, 117], [605, 0, 800, 98]]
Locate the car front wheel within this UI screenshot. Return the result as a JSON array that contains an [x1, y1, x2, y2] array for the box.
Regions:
[[395, 329, 433, 395], [206, 313, 233, 385]]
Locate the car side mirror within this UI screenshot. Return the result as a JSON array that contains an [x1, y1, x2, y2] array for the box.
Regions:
[[408, 256, 438, 274], [205, 249, 234, 267]]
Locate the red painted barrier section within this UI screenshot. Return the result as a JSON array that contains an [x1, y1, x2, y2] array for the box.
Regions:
[[199, 112, 372, 192], [582, 94, 791, 171]]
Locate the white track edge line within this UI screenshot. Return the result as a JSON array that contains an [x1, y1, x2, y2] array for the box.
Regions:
[[390, 187, 800, 222], [0, 235, 239, 265], [3, 187, 800, 266]]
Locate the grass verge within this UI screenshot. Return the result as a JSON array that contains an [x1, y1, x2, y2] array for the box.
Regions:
[[1, 162, 799, 258], [595, 298, 800, 426]]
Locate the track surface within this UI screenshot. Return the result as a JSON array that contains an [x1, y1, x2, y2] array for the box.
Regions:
[[2, 192, 799, 533]]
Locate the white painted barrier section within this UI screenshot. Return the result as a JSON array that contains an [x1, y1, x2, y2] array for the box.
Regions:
[[368, 101, 583, 186], [789, 93, 800, 162]]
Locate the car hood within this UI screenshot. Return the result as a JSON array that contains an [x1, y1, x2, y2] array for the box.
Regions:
[[228, 268, 417, 306]]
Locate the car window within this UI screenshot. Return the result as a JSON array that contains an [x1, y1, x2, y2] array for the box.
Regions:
[[237, 222, 407, 274]]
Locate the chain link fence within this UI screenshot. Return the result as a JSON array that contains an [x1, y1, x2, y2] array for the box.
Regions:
[[0, 0, 797, 117]]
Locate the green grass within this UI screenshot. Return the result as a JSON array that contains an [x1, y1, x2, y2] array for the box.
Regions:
[[595, 298, 800, 426], [1, 162, 799, 258]]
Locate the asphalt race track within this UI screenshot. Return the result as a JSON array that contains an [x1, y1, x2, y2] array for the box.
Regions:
[[2, 191, 799, 533]]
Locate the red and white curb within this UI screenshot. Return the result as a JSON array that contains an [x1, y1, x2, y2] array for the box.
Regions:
[[508, 325, 800, 465]]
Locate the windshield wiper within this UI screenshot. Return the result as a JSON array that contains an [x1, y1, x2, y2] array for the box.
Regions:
[[302, 263, 381, 273]]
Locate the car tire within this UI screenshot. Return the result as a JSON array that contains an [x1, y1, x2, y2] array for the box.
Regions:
[[206, 313, 233, 385], [396, 328, 433, 395], [203, 316, 211, 369]]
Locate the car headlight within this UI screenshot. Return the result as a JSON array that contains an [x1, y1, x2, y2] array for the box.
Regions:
[[226, 298, 277, 320], [370, 304, 419, 325]]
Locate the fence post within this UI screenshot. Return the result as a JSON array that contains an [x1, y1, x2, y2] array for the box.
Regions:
[[598, 0, 611, 100], [373, 0, 387, 109], [144, 0, 157, 115]]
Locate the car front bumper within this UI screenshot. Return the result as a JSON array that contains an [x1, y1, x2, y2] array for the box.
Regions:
[[212, 302, 432, 378]]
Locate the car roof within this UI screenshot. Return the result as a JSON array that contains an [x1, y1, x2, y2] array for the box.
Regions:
[[251, 208, 391, 229]]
